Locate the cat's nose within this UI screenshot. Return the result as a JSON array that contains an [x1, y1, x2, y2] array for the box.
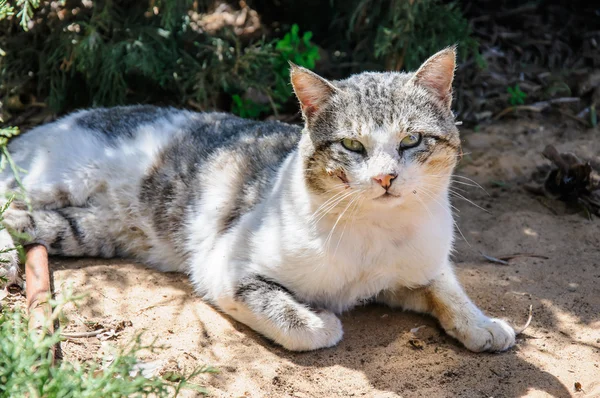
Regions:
[[372, 173, 397, 190]]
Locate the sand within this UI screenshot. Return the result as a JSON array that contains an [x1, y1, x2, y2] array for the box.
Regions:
[[52, 117, 599, 397]]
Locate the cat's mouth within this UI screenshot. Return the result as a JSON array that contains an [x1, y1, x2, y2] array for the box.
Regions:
[[375, 192, 400, 201]]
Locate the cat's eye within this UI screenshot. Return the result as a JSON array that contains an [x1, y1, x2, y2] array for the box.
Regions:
[[341, 138, 365, 153], [399, 133, 422, 150]]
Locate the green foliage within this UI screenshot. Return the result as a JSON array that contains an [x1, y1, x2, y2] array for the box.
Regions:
[[0, 2, 321, 119], [0, 293, 216, 397], [228, 23, 319, 118], [231, 94, 269, 119], [275, 24, 319, 69], [0, 0, 14, 22], [349, 0, 477, 71], [0, 0, 40, 30], [272, 23, 320, 102], [507, 84, 527, 106], [15, 0, 40, 30], [0, 0, 475, 119]]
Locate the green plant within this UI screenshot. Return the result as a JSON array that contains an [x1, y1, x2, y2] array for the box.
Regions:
[[228, 24, 320, 118], [348, 0, 476, 71], [0, 1, 476, 120], [1, 2, 320, 119], [231, 94, 270, 119], [507, 84, 527, 106], [0, 292, 217, 397], [272, 23, 320, 101], [0, 0, 40, 30], [275, 24, 320, 69]]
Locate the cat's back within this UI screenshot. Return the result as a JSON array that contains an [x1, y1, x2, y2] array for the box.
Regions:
[[6, 105, 301, 178], [8, 105, 291, 158], [3, 105, 302, 207]]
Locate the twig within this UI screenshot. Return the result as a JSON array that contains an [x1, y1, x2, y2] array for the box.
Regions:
[[556, 109, 590, 127], [493, 105, 543, 120], [497, 253, 549, 261], [493, 98, 581, 120], [62, 328, 107, 339], [515, 305, 533, 335], [480, 252, 509, 265]]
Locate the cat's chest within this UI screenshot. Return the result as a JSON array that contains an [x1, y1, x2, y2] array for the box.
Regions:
[[276, 218, 452, 312]]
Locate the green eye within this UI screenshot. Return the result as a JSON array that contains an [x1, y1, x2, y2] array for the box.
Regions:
[[341, 138, 365, 153], [399, 133, 422, 149]]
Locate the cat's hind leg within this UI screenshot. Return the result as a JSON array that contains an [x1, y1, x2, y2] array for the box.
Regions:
[[216, 274, 343, 351], [378, 264, 515, 352], [2, 206, 118, 258]]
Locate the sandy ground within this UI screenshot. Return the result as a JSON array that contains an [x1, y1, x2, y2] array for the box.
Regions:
[[44, 117, 600, 397]]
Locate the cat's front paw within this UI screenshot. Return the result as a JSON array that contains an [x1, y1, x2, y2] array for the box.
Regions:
[[278, 310, 344, 352], [458, 317, 516, 353]]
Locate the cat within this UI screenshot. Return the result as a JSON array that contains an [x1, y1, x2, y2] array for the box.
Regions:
[[0, 47, 515, 352]]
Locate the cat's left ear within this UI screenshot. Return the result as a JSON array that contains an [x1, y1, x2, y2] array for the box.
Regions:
[[290, 63, 337, 119], [411, 46, 456, 108]]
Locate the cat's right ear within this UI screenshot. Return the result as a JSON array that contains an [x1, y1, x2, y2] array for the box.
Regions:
[[290, 63, 336, 119], [411, 46, 456, 109]]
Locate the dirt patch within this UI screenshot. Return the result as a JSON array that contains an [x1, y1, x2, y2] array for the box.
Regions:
[[47, 117, 600, 397]]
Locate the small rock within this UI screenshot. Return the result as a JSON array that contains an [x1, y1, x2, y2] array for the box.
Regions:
[[567, 283, 579, 292]]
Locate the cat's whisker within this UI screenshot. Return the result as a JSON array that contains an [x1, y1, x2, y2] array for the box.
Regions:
[[429, 174, 488, 194], [423, 181, 488, 213], [312, 190, 359, 225], [415, 188, 471, 247], [415, 187, 454, 218], [420, 181, 489, 214], [423, 180, 469, 194], [448, 185, 468, 193], [311, 189, 354, 219], [332, 192, 364, 256], [414, 194, 434, 221], [448, 191, 490, 214], [323, 190, 362, 251], [449, 180, 480, 189], [311, 191, 356, 221], [320, 182, 352, 192], [418, 185, 460, 213]]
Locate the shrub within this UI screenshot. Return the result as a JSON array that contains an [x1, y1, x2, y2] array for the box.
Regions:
[[0, 1, 476, 119], [0, 1, 320, 117]]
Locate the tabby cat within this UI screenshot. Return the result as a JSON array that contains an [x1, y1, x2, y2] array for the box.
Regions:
[[0, 47, 515, 352]]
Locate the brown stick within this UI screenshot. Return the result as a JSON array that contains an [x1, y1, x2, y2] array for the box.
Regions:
[[25, 244, 55, 361]]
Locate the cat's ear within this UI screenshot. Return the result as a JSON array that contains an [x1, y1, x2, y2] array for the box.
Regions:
[[412, 46, 456, 108], [290, 63, 337, 118]]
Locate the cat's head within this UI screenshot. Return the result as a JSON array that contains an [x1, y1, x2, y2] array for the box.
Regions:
[[291, 47, 460, 210]]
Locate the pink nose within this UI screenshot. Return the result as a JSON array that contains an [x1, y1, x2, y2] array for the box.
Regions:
[[373, 173, 397, 189]]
